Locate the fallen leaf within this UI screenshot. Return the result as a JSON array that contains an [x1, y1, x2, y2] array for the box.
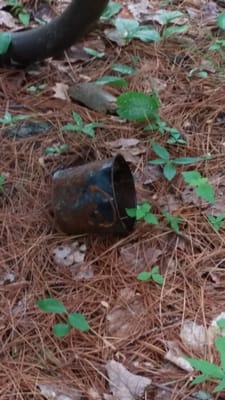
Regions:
[[120, 242, 162, 273], [165, 341, 193, 372], [105, 360, 151, 400], [136, 165, 163, 185], [127, 0, 151, 22], [0, 10, 19, 28], [180, 320, 213, 353], [158, 194, 182, 212], [104, 29, 128, 47], [106, 138, 145, 164], [68, 82, 117, 113], [107, 295, 142, 338], [52, 82, 69, 100], [38, 383, 81, 400]]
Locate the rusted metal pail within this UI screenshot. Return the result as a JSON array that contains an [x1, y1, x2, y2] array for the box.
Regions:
[[52, 154, 136, 235]]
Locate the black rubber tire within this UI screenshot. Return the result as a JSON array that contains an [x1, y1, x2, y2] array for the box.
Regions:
[[0, 0, 109, 65]]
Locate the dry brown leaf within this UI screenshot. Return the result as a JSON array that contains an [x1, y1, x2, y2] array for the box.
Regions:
[[107, 297, 142, 338], [105, 360, 151, 400], [106, 138, 145, 164], [38, 383, 81, 400], [120, 242, 162, 273], [180, 320, 213, 353], [0, 10, 19, 28], [127, 0, 151, 22], [52, 83, 69, 101], [165, 341, 193, 372]]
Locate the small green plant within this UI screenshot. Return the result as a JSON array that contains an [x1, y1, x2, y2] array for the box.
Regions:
[[7, 0, 30, 25], [163, 210, 183, 233], [37, 298, 89, 338], [145, 118, 186, 144], [100, 1, 121, 21], [0, 111, 28, 126], [44, 143, 69, 155], [96, 75, 127, 88], [27, 83, 46, 93], [186, 333, 225, 393], [182, 171, 215, 204], [61, 112, 103, 138], [207, 214, 225, 232], [126, 201, 158, 224], [114, 18, 160, 43], [137, 266, 164, 286], [117, 92, 160, 122], [0, 32, 11, 55], [149, 140, 208, 181], [0, 174, 5, 192], [83, 48, 105, 58]]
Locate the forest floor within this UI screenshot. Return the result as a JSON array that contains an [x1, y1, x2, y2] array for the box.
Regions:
[[1, 0, 225, 399]]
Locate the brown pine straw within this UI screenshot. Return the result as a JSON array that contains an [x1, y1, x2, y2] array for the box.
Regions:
[[1, 6, 225, 399]]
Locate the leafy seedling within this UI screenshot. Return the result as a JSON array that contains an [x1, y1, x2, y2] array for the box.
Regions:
[[114, 18, 160, 43], [100, 1, 121, 21], [163, 210, 183, 234], [111, 63, 136, 75], [96, 75, 127, 88], [44, 143, 69, 155], [83, 48, 105, 58], [27, 83, 46, 93], [207, 214, 225, 232], [37, 298, 89, 338], [162, 25, 188, 38], [137, 266, 164, 286], [7, 0, 30, 25], [0, 174, 5, 192], [0, 32, 11, 55], [0, 112, 28, 126], [61, 112, 103, 138], [186, 335, 225, 393], [126, 201, 158, 225], [149, 140, 209, 181], [117, 92, 160, 123], [182, 171, 215, 204], [145, 118, 186, 144]]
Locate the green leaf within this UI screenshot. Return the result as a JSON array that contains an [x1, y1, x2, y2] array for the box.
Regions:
[[182, 171, 202, 186], [96, 75, 127, 88], [173, 156, 207, 164], [72, 112, 83, 126], [196, 183, 215, 204], [133, 26, 160, 42], [53, 323, 70, 337], [136, 203, 151, 219], [158, 10, 184, 25], [83, 47, 105, 58], [149, 159, 166, 165], [215, 337, 225, 372], [114, 18, 139, 39], [61, 124, 81, 132], [217, 12, 225, 30], [163, 210, 182, 233], [137, 271, 152, 281], [144, 213, 158, 224], [100, 1, 121, 21], [216, 319, 225, 328], [117, 92, 159, 122], [68, 313, 89, 332], [126, 207, 137, 218], [37, 298, 67, 314], [191, 375, 210, 385], [163, 162, 176, 181], [112, 63, 136, 75], [152, 273, 164, 285], [151, 140, 170, 160], [185, 358, 225, 379], [0, 32, 12, 55], [213, 377, 225, 393], [163, 25, 188, 38], [18, 10, 30, 26], [196, 71, 208, 79]]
